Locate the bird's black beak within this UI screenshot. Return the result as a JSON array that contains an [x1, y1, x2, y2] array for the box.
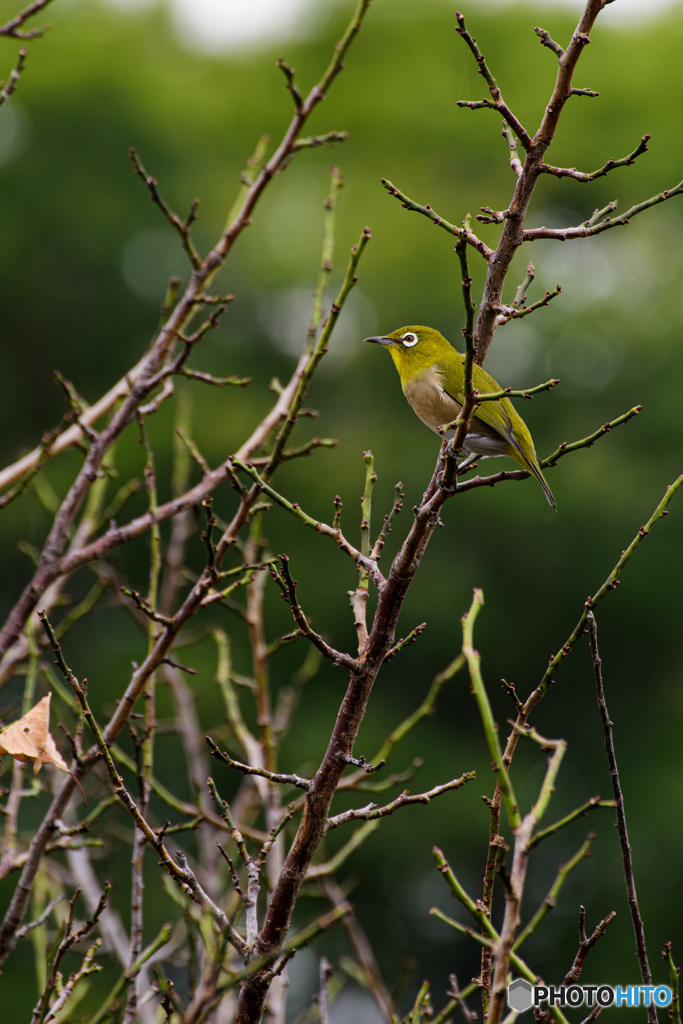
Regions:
[[364, 335, 393, 346]]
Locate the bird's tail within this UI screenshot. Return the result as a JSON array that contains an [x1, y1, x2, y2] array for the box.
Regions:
[[509, 442, 556, 510], [525, 455, 556, 510]]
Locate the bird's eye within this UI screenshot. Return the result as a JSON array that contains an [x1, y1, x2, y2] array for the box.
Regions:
[[402, 332, 418, 347]]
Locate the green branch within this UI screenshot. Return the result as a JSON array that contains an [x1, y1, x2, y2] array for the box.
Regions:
[[513, 836, 593, 951], [461, 590, 520, 827], [475, 378, 559, 402], [531, 474, 683, 706], [542, 406, 641, 466], [529, 796, 615, 850]]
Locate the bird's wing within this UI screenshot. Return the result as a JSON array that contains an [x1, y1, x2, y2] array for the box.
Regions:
[[441, 372, 517, 448]]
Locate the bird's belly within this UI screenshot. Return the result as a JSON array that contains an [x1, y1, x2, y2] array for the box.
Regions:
[[461, 431, 509, 457], [403, 372, 508, 457]]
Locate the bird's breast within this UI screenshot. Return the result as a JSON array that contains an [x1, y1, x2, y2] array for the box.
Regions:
[[402, 364, 461, 434]]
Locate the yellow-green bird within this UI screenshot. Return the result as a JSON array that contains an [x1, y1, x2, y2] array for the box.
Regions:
[[365, 325, 556, 509]]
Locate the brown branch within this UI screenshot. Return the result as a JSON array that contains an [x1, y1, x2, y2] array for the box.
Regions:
[[326, 772, 476, 828], [318, 957, 333, 1024], [534, 25, 564, 59], [270, 555, 357, 668], [323, 878, 395, 1022], [0, 1, 372, 671], [493, 287, 561, 325], [233, 453, 463, 1020], [523, 179, 683, 241], [382, 178, 493, 259], [562, 906, 617, 986], [0, 46, 27, 106], [470, 0, 612, 364], [0, 0, 376, 976], [540, 134, 650, 182], [453, 404, 642, 500], [587, 612, 656, 1024], [469, 473, 683, 990], [455, 12, 532, 148], [206, 738, 311, 791], [0, 0, 54, 38], [130, 150, 202, 266]]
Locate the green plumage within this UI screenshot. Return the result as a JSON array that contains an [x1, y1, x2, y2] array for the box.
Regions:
[[365, 325, 555, 509]]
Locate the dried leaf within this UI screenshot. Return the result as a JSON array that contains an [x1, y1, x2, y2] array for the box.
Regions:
[[0, 694, 69, 774]]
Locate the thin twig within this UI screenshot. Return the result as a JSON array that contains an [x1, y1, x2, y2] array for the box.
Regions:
[[524, 179, 683, 242], [455, 11, 532, 148], [326, 772, 476, 828], [382, 178, 494, 260], [206, 738, 310, 791], [318, 957, 333, 1024], [0, 46, 27, 105], [540, 134, 650, 182], [563, 906, 617, 986], [0, 0, 54, 38], [587, 611, 656, 1024]]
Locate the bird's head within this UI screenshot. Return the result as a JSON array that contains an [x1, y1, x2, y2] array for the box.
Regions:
[[364, 325, 453, 379]]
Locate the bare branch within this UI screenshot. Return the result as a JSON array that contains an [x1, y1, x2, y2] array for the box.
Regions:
[[534, 25, 564, 58], [130, 149, 202, 268], [528, 796, 616, 850], [0, 7, 374, 672], [501, 121, 522, 177], [293, 130, 349, 151], [382, 178, 494, 259], [588, 612, 656, 1023], [276, 57, 303, 110], [542, 406, 642, 467], [471, 0, 619, 363], [524, 179, 683, 241], [493, 286, 561, 326], [490, 474, 683, 825], [661, 943, 681, 1024], [206, 738, 311, 791], [455, 11, 532, 149], [0, 46, 27, 106], [0, 0, 54, 38], [327, 773, 476, 829], [318, 957, 333, 1024], [473, 377, 560, 402], [384, 621, 426, 661], [269, 555, 357, 668], [563, 906, 618, 987], [541, 135, 650, 182]]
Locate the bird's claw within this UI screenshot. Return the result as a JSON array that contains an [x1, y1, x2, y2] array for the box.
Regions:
[[437, 473, 458, 494]]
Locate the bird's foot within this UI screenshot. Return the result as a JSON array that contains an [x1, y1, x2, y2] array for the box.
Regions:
[[438, 451, 478, 493], [437, 473, 458, 494]]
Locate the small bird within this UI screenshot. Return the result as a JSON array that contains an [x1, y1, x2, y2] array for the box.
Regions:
[[365, 324, 555, 509]]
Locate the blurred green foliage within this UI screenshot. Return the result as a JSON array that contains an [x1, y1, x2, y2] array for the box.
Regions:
[[0, 0, 682, 1018]]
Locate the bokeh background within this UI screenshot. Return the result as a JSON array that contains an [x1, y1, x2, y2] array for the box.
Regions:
[[0, 0, 682, 1019]]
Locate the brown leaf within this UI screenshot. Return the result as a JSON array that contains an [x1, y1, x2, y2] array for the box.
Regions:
[[0, 694, 69, 774]]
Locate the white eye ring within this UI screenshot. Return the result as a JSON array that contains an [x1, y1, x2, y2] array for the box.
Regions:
[[402, 332, 418, 347]]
